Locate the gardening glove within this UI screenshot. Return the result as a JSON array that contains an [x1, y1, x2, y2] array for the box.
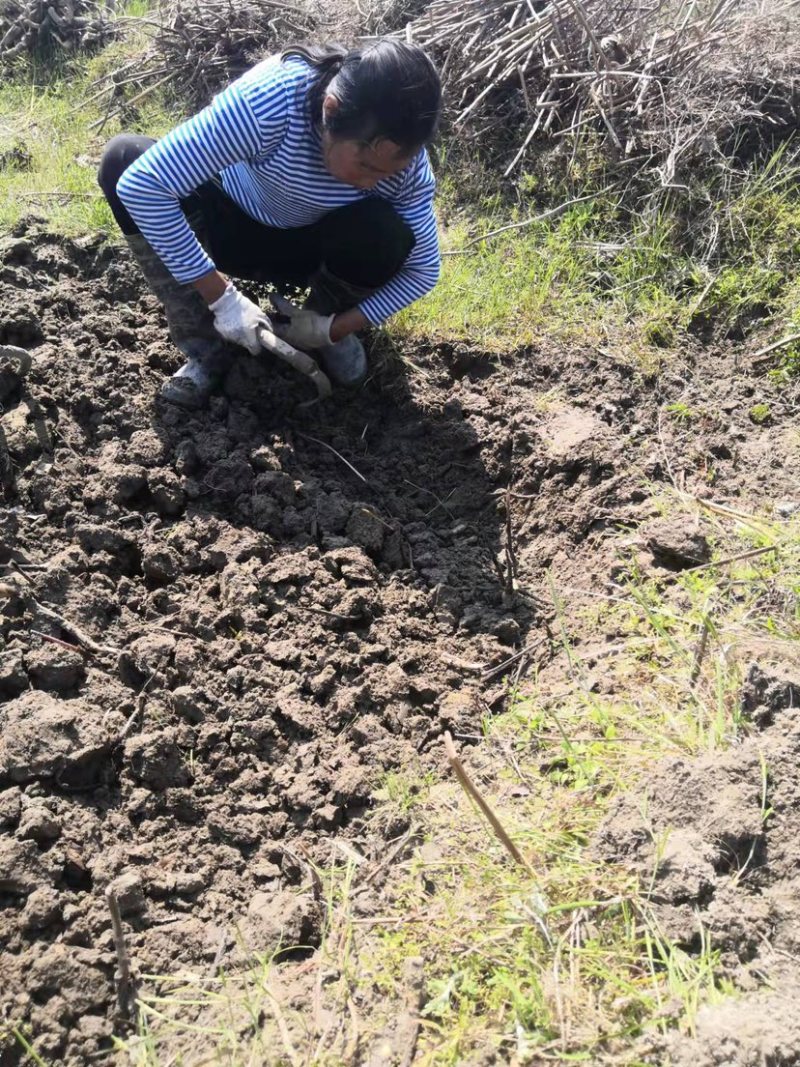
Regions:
[[269, 293, 334, 351], [209, 282, 270, 355]]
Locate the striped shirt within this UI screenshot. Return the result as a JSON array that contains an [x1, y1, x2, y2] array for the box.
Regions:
[[116, 56, 440, 325]]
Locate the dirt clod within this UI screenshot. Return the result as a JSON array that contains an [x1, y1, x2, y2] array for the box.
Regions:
[[243, 888, 322, 954], [644, 517, 712, 569], [0, 690, 109, 787], [26, 644, 84, 692]]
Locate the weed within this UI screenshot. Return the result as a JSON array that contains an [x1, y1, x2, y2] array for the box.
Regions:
[[0, 43, 175, 235], [375, 768, 436, 812], [748, 403, 771, 425], [666, 401, 697, 424]]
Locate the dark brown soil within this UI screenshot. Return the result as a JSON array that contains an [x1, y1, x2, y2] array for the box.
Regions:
[[0, 223, 798, 1064]]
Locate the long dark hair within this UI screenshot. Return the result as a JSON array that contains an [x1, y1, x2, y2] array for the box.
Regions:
[[282, 40, 441, 153]]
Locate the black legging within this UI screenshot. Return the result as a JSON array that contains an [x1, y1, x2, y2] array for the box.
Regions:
[[97, 133, 416, 290]]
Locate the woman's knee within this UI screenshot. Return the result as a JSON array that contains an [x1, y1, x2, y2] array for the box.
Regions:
[[97, 134, 155, 194], [97, 134, 157, 235], [322, 198, 416, 288]]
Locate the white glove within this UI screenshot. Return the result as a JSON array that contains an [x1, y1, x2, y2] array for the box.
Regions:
[[270, 293, 334, 351], [209, 283, 270, 355]]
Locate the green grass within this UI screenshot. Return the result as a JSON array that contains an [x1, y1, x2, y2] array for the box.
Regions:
[[0, 41, 176, 235], [396, 146, 800, 369], [349, 505, 798, 1065]]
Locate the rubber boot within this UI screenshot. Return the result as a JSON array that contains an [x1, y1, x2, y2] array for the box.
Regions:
[[125, 233, 233, 408], [304, 264, 374, 387]]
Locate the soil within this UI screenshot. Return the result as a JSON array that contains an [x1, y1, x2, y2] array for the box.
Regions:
[[0, 222, 799, 1064], [597, 656, 800, 1067]]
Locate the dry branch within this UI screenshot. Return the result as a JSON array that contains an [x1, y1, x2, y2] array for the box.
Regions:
[[0, 0, 116, 66], [85, 0, 317, 120], [443, 730, 535, 874], [397, 0, 800, 184]]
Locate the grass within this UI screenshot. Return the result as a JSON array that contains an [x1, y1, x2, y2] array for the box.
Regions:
[[348, 504, 798, 1065], [0, 35, 177, 236], [395, 145, 800, 369]]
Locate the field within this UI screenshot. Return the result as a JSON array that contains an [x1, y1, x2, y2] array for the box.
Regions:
[[1, 2, 800, 1065]]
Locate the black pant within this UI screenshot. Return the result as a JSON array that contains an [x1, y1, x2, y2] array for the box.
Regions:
[[97, 133, 415, 290]]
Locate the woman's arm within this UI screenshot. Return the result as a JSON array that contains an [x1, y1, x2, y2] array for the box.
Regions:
[[117, 60, 288, 291], [356, 152, 441, 326], [192, 269, 229, 304]]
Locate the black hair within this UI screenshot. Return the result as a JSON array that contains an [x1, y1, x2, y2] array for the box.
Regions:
[[281, 39, 441, 154]]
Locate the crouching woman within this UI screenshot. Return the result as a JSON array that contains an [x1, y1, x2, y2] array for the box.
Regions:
[[97, 40, 442, 408]]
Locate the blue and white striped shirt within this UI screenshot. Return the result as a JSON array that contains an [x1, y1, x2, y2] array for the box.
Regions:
[[116, 56, 440, 324]]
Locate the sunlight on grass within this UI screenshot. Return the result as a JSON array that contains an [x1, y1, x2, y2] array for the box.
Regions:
[[0, 47, 176, 235]]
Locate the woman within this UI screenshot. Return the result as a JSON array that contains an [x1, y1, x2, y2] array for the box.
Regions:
[[97, 40, 442, 409]]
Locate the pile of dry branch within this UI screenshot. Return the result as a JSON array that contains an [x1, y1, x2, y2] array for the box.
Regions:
[[405, 0, 800, 180], [0, 0, 116, 65], [88, 0, 316, 123]]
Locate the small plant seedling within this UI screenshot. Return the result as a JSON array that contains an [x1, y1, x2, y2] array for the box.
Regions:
[[666, 401, 697, 424], [749, 403, 771, 425]]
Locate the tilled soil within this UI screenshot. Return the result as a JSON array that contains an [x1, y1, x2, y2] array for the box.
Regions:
[[0, 224, 798, 1064]]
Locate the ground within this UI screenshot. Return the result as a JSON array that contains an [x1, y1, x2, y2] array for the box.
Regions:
[[1, 222, 799, 1064]]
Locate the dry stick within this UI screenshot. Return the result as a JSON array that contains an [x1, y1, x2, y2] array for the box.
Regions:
[[751, 332, 800, 363], [361, 824, 420, 889], [29, 629, 83, 654], [89, 70, 176, 130], [106, 886, 136, 1017], [502, 500, 517, 609], [295, 432, 368, 484], [689, 616, 711, 686], [263, 985, 301, 1067], [503, 85, 554, 176], [397, 957, 425, 1067], [443, 731, 535, 874], [119, 656, 167, 743], [450, 193, 598, 253], [483, 640, 544, 681], [683, 544, 777, 574], [439, 651, 483, 674], [31, 598, 119, 656]]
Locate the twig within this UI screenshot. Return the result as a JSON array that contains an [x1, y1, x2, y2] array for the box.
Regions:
[[503, 487, 517, 608], [397, 957, 424, 1067], [482, 641, 545, 680], [282, 844, 324, 900], [443, 731, 535, 874], [683, 544, 777, 573], [448, 194, 599, 252], [106, 887, 136, 1018], [362, 824, 420, 888], [296, 432, 368, 484], [31, 598, 119, 657], [30, 629, 84, 654], [263, 985, 301, 1067], [439, 652, 483, 673], [689, 615, 711, 686], [403, 478, 456, 519], [119, 656, 167, 743], [751, 332, 800, 364]]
